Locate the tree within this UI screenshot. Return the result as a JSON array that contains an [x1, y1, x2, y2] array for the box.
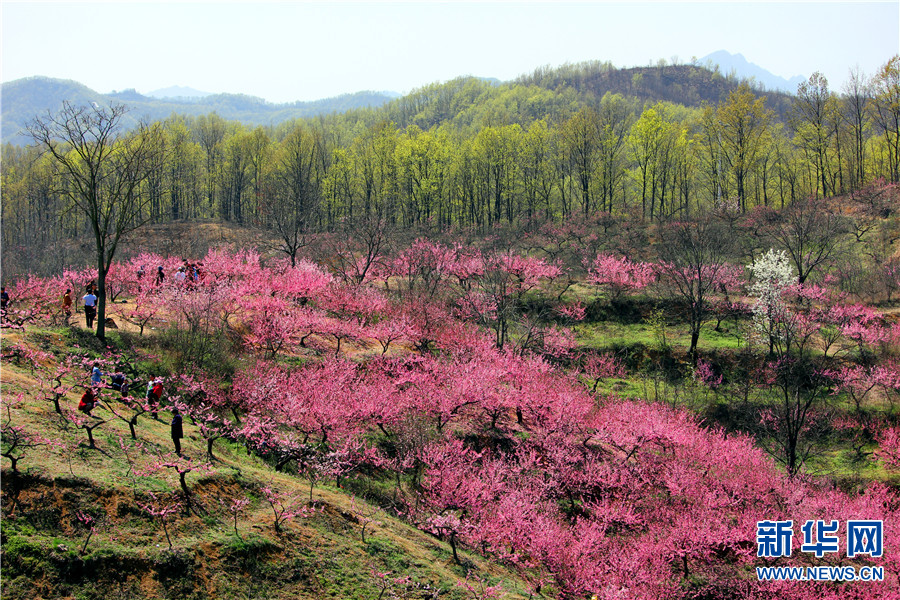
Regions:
[[221, 124, 251, 223], [587, 253, 655, 300], [473, 125, 520, 225], [519, 119, 559, 220], [716, 84, 773, 210], [655, 218, 741, 362], [27, 101, 164, 339], [595, 93, 634, 214], [267, 123, 322, 265], [747, 248, 814, 356], [628, 104, 685, 220], [842, 67, 872, 191], [871, 55, 900, 183], [194, 112, 226, 216], [792, 73, 839, 197], [766, 197, 846, 284], [560, 107, 600, 216]]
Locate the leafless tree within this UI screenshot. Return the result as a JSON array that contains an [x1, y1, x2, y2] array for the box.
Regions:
[[28, 101, 165, 339], [766, 197, 847, 285]]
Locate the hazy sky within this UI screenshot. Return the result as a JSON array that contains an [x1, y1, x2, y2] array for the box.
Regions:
[[2, 1, 897, 103]]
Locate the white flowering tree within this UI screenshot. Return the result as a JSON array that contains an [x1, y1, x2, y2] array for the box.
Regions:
[[749, 248, 829, 476], [748, 249, 797, 356]]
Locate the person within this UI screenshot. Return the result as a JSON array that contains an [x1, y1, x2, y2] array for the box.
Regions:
[[146, 379, 158, 418], [62, 289, 73, 316], [110, 372, 126, 392], [83, 289, 98, 328], [171, 407, 184, 456], [0, 286, 8, 322], [148, 378, 164, 419], [155, 266, 165, 286], [152, 379, 164, 403], [90, 362, 103, 386], [78, 388, 98, 415], [137, 265, 145, 281], [174, 267, 187, 284]]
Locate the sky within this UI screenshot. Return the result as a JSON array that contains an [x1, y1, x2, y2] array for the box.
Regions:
[[1, 1, 898, 104]]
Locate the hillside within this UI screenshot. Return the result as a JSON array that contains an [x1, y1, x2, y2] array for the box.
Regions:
[[2, 59, 797, 147], [0, 77, 398, 145], [3, 199, 900, 598], [514, 61, 795, 116], [0, 327, 534, 600]]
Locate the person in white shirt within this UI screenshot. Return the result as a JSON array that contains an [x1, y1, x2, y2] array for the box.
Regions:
[[83, 291, 98, 328]]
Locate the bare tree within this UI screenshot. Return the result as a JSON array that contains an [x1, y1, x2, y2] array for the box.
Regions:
[[654, 218, 737, 363], [266, 123, 322, 266], [766, 198, 847, 285], [319, 213, 391, 286], [27, 101, 164, 339]]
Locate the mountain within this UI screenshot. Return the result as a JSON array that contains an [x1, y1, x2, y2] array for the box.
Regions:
[[0, 77, 399, 145], [146, 85, 212, 100], [0, 77, 111, 136], [699, 50, 805, 94], [2, 59, 797, 147]]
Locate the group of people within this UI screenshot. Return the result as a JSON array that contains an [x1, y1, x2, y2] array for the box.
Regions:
[[173, 260, 203, 285], [61, 259, 209, 331], [140, 260, 204, 288], [77, 364, 184, 456]]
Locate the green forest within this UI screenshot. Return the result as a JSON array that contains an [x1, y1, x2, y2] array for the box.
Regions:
[[3, 57, 899, 278]]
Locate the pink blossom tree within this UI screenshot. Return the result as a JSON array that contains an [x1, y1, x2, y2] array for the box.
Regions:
[[587, 253, 655, 300]]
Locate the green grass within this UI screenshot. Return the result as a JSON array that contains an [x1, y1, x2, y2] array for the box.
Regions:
[[574, 320, 746, 353]]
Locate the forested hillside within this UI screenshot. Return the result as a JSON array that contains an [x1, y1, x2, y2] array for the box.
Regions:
[[3, 56, 898, 280]]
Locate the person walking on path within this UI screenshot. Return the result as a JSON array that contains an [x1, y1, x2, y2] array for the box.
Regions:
[[171, 407, 184, 456], [62, 289, 73, 317], [83, 290, 98, 329]]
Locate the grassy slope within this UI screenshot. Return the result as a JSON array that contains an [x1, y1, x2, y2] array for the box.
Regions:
[[0, 327, 534, 600], [565, 288, 899, 487]]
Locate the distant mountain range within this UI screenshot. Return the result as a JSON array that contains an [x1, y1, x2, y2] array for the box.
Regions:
[[699, 50, 805, 93], [0, 78, 400, 145]]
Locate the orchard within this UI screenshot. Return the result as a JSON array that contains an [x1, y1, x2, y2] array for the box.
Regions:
[[4, 187, 900, 598]]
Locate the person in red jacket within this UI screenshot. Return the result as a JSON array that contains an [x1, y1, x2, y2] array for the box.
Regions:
[[149, 378, 164, 419], [78, 388, 98, 415]]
